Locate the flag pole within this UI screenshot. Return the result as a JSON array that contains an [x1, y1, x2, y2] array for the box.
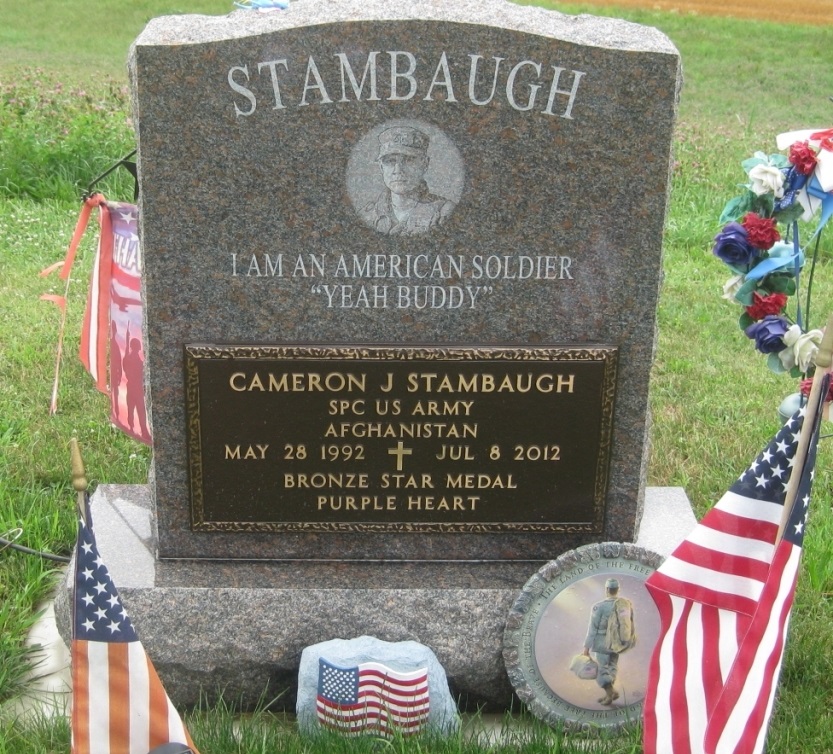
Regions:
[[48, 273, 72, 416], [70, 437, 88, 524], [776, 312, 833, 542]]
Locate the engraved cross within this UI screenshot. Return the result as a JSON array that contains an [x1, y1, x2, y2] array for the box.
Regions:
[[388, 441, 413, 471]]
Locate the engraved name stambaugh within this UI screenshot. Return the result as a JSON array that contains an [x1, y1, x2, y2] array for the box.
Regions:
[[228, 51, 586, 118]]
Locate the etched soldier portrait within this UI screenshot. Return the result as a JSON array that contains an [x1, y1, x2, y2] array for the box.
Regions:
[[348, 120, 464, 236]]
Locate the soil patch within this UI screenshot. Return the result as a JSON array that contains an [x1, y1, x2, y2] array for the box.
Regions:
[[570, 0, 831, 26]]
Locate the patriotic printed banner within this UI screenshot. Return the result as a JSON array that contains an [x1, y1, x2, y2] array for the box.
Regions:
[[99, 203, 149, 444], [42, 194, 150, 445], [643, 380, 828, 754], [72, 492, 199, 754], [316, 658, 430, 737]]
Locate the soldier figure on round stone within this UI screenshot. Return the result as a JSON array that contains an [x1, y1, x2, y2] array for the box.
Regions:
[[581, 577, 637, 706], [360, 125, 456, 236]]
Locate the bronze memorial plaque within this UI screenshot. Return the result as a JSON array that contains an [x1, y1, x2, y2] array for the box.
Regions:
[[184, 345, 617, 532]]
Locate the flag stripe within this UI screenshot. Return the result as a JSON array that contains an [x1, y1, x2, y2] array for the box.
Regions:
[[320, 717, 420, 735], [700, 509, 778, 543], [317, 706, 430, 733], [148, 654, 171, 750], [71, 641, 91, 753], [669, 598, 694, 754], [316, 700, 430, 723], [85, 642, 111, 754], [660, 542, 772, 596], [351, 683, 429, 703], [686, 525, 775, 565], [684, 604, 709, 752], [318, 712, 429, 730], [111, 261, 140, 291], [717, 609, 740, 689], [127, 643, 151, 754], [316, 696, 430, 717], [109, 643, 130, 752], [647, 570, 760, 616], [712, 491, 783, 527], [354, 666, 429, 687]]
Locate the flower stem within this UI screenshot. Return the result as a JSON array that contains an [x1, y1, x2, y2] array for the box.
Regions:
[[804, 227, 824, 335], [792, 221, 803, 331]]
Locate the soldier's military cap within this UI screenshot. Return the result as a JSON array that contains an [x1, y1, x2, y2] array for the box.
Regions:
[[378, 126, 430, 158]]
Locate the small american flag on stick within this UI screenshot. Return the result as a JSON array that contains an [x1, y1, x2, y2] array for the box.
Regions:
[[71, 490, 199, 754], [316, 658, 430, 737], [643, 364, 831, 754]]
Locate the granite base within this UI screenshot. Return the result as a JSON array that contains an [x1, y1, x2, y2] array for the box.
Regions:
[[55, 484, 694, 710]]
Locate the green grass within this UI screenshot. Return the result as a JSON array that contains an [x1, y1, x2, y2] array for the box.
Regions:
[[523, 1, 833, 131], [0, 0, 232, 82], [2, 2, 833, 752], [0, 71, 135, 201], [0, 704, 650, 754]]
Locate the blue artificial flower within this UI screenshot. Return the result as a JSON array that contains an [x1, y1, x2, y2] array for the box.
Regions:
[[713, 222, 760, 270], [744, 315, 790, 354]]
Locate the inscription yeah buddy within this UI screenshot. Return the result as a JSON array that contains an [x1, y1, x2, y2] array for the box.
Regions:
[[227, 50, 586, 117], [230, 252, 575, 310]]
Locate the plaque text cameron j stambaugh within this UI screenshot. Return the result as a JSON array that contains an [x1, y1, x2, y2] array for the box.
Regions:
[[185, 345, 617, 533]]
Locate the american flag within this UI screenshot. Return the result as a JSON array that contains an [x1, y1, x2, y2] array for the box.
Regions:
[[643, 384, 828, 754], [71, 493, 199, 754], [316, 658, 430, 736]]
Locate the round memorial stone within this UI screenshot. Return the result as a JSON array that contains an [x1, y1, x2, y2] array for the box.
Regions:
[[503, 542, 664, 732]]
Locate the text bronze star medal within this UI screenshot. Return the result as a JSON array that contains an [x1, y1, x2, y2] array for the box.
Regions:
[[503, 543, 663, 731]]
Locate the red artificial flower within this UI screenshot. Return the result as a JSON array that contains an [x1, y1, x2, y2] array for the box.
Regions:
[[789, 140, 818, 175], [741, 212, 780, 250], [745, 292, 787, 320], [800, 376, 833, 403]]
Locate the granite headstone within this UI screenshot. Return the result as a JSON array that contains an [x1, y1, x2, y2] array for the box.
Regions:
[[56, 0, 684, 712], [131, 0, 680, 563]]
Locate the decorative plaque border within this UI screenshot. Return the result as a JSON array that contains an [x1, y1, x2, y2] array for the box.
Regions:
[[184, 344, 618, 533]]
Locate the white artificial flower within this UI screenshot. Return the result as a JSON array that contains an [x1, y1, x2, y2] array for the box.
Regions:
[[747, 163, 785, 198], [793, 328, 824, 372], [778, 325, 800, 370], [722, 274, 745, 301]]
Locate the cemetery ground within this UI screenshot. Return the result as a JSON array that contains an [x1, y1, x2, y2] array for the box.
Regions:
[[1, 1, 833, 751]]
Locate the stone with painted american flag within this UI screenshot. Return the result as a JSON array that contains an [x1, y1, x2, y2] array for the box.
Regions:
[[316, 658, 429, 736], [296, 636, 460, 737]]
